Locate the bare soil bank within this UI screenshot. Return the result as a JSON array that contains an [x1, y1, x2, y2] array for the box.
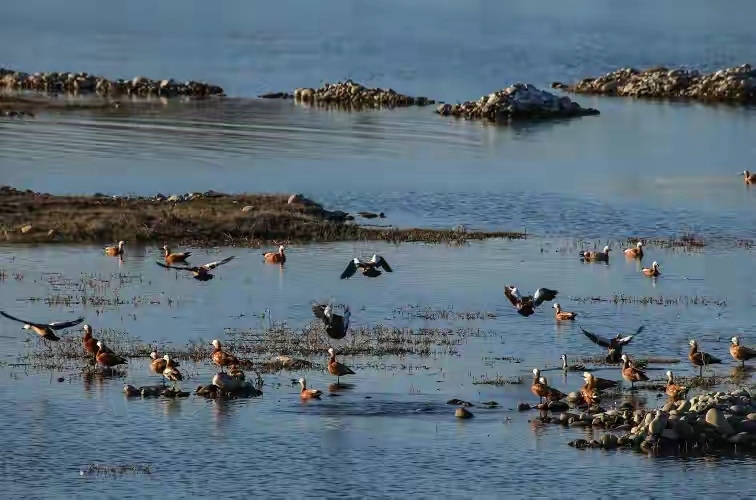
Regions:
[[0, 187, 525, 246]]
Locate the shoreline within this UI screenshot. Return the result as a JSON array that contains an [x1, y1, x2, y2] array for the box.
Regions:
[[0, 186, 525, 246]]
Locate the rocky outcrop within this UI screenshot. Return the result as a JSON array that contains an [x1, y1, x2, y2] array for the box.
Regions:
[[435, 83, 599, 123], [557, 388, 756, 454], [0, 68, 224, 98], [563, 64, 756, 103], [261, 79, 435, 109]]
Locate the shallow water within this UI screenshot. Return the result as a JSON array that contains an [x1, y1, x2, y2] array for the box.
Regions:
[[0, 240, 754, 498], [2, 0, 756, 497]]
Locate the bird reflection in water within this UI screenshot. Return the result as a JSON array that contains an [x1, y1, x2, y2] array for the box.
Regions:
[[328, 383, 355, 393]]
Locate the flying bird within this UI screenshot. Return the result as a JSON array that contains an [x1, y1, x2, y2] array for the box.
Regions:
[[580, 324, 642, 362], [340, 255, 393, 279], [503, 285, 558, 317], [156, 256, 235, 281], [0, 310, 85, 342], [311, 301, 351, 340]]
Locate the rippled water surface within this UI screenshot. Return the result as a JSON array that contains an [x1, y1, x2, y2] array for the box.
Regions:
[[2, 0, 756, 498]]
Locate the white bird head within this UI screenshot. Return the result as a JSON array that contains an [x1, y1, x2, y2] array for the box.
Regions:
[[328, 347, 335, 356], [279, 245, 285, 253], [744, 170, 750, 176], [603, 246, 611, 253], [353, 257, 361, 264], [582, 372, 592, 380], [553, 303, 560, 310], [298, 377, 305, 385], [636, 242, 643, 248], [666, 370, 672, 378], [118, 241, 125, 248], [22, 324, 31, 330], [688, 339, 697, 347], [652, 261, 659, 268], [163, 354, 170, 361], [211, 339, 221, 349], [82, 324, 92, 333], [560, 354, 566, 361], [538, 377, 547, 385], [532, 368, 540, 376], [96, 341, 103, 348], [731, 336, 739, 345], [163, 245, 169, 251], [150, 351, 158, 360], [620, 354, 628, 362]]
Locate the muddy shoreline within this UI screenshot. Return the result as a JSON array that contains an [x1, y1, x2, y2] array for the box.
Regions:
[[0, 186, 525, 246]]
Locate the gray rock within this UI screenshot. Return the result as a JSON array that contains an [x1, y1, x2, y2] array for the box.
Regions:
[[241, 205, 254, 213], [730, 405, 748, 415], [706, 408, 735, 436], [167, 195, 183, 203], [747, 413, 756, 421], [742, 420, 756, 434]]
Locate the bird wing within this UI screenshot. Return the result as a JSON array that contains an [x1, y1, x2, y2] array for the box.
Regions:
[[0, 310, 71, 329], [343, 307, 351, 332], [340, 260, 358, 280], [376, 256, 393, 272], [311, 302, 327, 321], [503, 287, 520, 307], [579, 325, 612, 348], [201, 256, 235, 271], [155, 261, 195, 272], [615, 335, 634, 346], [533, 288, 558, 307], [47, 317, 86, 330]]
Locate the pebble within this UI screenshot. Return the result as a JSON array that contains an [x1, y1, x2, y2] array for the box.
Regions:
[[435, 83, 599, 123], [0, 67, 224, 98], [280, 80, 434, 109], [567, 64, 756, 104]]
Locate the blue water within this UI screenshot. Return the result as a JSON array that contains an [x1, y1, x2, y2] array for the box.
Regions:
[[1, 0, 756, 497]]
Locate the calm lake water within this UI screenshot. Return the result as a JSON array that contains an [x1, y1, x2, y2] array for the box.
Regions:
[[1, 0, 756, 498]]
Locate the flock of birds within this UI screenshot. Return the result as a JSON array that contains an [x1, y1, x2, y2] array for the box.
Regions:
[[497, 240, 756, 407], [0, 242, 381, 399], [1, 234, 754, 404]]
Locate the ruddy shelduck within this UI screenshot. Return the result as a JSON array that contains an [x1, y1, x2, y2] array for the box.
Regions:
[[163, 245, 191, 264], [150, 351, 179, 374], [96, 341, 127, 368], [210, 339, 240, 372], [560, 354, 585, 372], [162, 355, 183, 387], [327, 347, 355, 384], [104, 241, 125, 256], [298, 377, 322, 399], [539, 376, 566, 402], [156, 256, 235, 281], [583, 371, 619, 391], [504, 285, 558, 317], [688, 339, 721, 377], [82, 324, 99, 354], [553, 303, 576, 321], [665, 370, 689, 400], [580, 325, 641, 363], [340, 255, 393, 279], [730, 336, 756, 367], [0, 310, 85, 342], [580, 373, 601, 405], [620, 354, 648, 388], [642, 261, 660, 277], [262, 244, 287, 264], [312, 302, 351, 340], [743, 170, 756, 184], [580, 246, 611, 262], [624, 241, 644, 259], [531, 368, 548, 403]]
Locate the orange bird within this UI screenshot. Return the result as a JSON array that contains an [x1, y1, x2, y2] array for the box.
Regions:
[[620, 354, 649, 388], [104, 241, 125, 256], [262, 244, 287, 264], [298, 378, 322, 399], [211, 339, 240, 372], [665, 370, 689, 400], [730, 336, 756, 367], [553, 303, 577, 320], [327, 348, 355, 384], [624, 242, 644, 259], [642, 261, 660, 277], [96, 341, 127, 368], [163, 245, 191, 264]]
